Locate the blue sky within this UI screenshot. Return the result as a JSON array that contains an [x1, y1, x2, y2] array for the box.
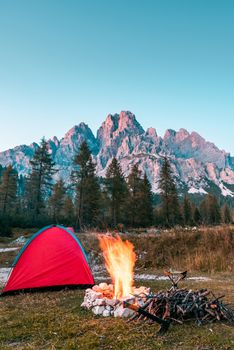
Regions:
[[0, 0, 233, 153]]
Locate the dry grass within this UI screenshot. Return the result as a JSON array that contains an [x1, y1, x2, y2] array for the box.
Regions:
[[77, 225, 234, 274], [0, 225, 233, 274], [133, 226, 234, 273]]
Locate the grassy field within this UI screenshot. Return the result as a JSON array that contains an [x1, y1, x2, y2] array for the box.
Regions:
[[0, 226, 234, 349], [1, 225, 234, 273], [0, 279, 234, 350]]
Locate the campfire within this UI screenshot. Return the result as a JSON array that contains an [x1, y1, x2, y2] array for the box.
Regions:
[[81, 234, 150, 317], [81, 235, 234, 334]]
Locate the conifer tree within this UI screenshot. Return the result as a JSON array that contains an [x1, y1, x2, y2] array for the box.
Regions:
[[49, 179, 66, 223], [222, 203, 232, 224], [105, 157, 126, 227], [0, 165, 18, 215], [193, 206, 202, 225], [199, 197, 209, 224], [127, 165, 142, 227], [200, 194, 221, 225], [159, 157, 181, 226], [183, 195, 193, 226], [26, 138, 56, 220], [138, 172, 153, 227], [126, 167, 153, 227], [63, 196, 75, 226], [72, 141, 100, 229], [208, 194, 221, 224]]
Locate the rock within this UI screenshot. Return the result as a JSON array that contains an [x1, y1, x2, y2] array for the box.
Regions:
[[93, 298, 105, 306], [105, 298, 119, 307], [99, 282, 109, 290], [106, 305, 113, 311], [85, 288, 93, 293], [90, 292, 103, 301], [10, 236, 27, 245], [92, 285, 101, 292], [81, 300, 93, 310], [114, 305, 135, 318], [92, 306, 105, 315], [102, 309, 111, 317]]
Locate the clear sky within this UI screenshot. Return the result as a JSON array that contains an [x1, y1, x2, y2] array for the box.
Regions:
[[0, 0, 233, 154]]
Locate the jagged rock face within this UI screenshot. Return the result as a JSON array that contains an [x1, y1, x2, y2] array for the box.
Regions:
[[54, 123, 98, 166], [163, 129, 227, 168], [0, 143, 39, 176], [96, 111, 145, 169], [0, 111, 234, 196]]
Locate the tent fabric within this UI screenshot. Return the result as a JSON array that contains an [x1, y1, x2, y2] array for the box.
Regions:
[[66, 227, 75, 234], [2, 225, 94, 295]]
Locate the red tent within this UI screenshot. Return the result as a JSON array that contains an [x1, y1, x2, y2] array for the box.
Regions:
[[2, 225, 94, 295]]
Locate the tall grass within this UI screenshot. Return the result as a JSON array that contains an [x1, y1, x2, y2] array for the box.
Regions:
[[79, 225, 234, 274]]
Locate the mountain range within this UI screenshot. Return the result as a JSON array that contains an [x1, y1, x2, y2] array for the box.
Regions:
[[0, 111, 234, 197]]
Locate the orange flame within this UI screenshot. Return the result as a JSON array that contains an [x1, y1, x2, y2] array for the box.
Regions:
[[98, 235, 136, 299]]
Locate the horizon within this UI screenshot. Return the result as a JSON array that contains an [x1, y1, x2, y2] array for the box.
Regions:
[[0, 1, 233, 153]]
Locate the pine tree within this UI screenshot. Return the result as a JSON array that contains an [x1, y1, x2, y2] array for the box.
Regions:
[[207, 194, 221, 224], [105, 157, 126, 227], [193, 207, 202, 225], [127, 165, 142, 227], [63, 196, 75, 226], [199, 197, 209, 224], [138, 173, 153, 227], [200, 194, 221, 225], [222, 203, 232, 224], [159, 157, 181, 226], [183, 195, 193, 226], [0, 165, 18, 215], [49, 179, 66, 223], [72, 141, 100, 229], [26, 138, 56, 221]]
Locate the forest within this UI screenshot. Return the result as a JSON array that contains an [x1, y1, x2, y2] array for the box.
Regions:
[[0, 139, 232, 236]]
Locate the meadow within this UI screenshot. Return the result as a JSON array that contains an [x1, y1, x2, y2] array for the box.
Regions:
[[0, 225, 234, 350]]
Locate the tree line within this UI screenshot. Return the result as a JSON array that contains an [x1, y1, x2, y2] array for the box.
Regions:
[[0, 139, 232, 235]]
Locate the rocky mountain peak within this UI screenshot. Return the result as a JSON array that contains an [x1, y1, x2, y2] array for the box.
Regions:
[[97, 111, 144, 146], [146, 127, 158, 138], [58, 122, 98, 157], [164, 129, 177, 140], [0, 110, 234, 197], [97, 114, 119, 143], [117, 111, 144, 134], [64, 122, 91, 139], [176, 128, 190, 141]]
